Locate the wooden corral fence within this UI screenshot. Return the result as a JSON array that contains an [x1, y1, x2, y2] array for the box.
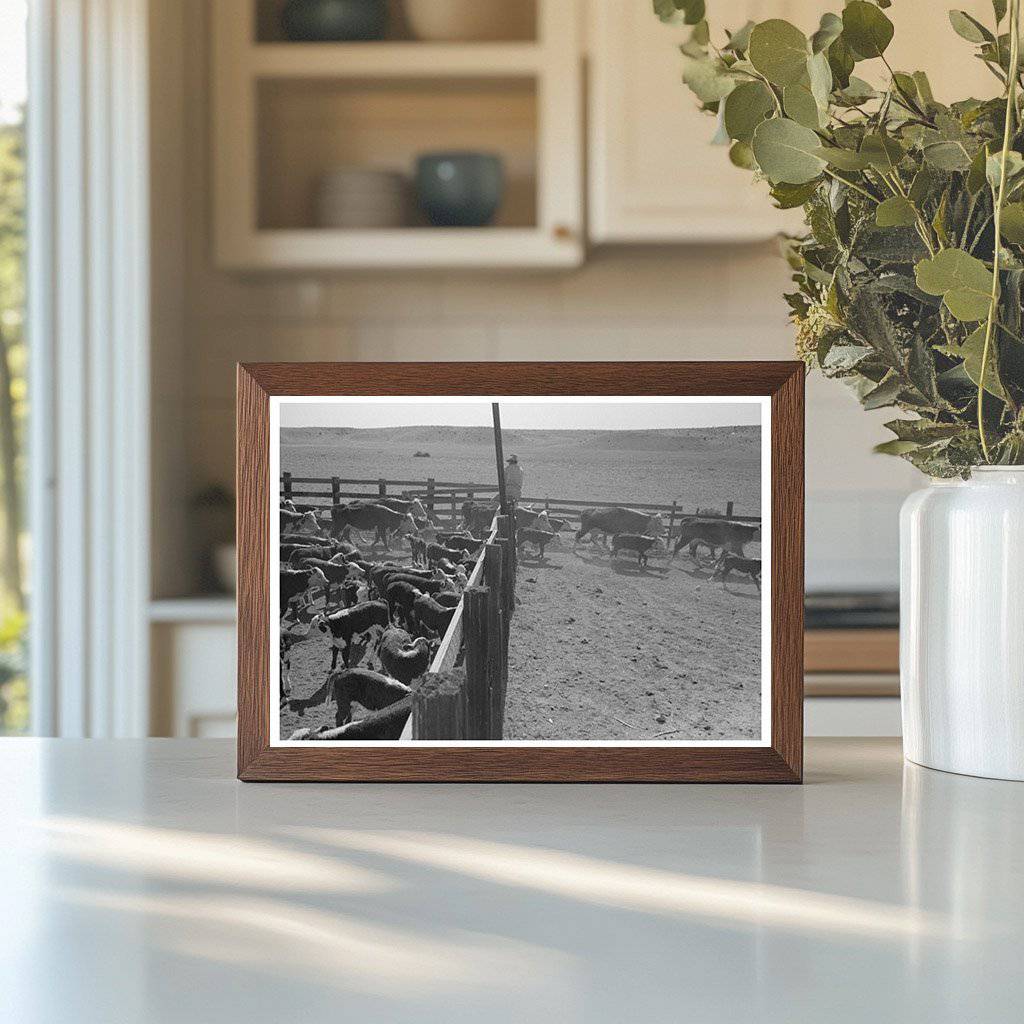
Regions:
[[399, 514, 518, 741], [281, 473, 761, 538]]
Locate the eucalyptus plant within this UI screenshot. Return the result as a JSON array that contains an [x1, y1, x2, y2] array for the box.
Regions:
[[658, 0, 1024, 475]]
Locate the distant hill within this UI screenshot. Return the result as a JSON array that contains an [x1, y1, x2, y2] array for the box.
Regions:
[[281, 424, 760, 452]]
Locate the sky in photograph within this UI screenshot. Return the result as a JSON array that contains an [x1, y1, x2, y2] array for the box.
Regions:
[[279, 398, 762, 431]]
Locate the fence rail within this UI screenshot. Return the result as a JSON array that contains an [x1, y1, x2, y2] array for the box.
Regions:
[[280, 473, 761, 534]]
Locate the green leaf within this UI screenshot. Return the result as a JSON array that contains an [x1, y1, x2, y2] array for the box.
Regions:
[[723, 20, 755, 53], [681, 55, 737, 103], [923, 141, 973, 171], [958, 324, 1007, 398], [875, 196, 918, 228], [912, 71, 935, 105], [770, 179, 820, 209], [827, 35, 855, 89], [993, 0, 1008, 24], [842, 1, 894, 60], [915, 249, 994, 321], [862, 374, 902, 409], [748, 19, 810, 87], [815, 145, 872, 170], [836, 75, 877, 104], [807, 51, 833, 110], [752, 117, 827, 184], [654, 0, 705, 25], [810, 12, 843, 54], [783, 83, 822, 129], [860, 133, 905, 172], [874, 439, 922, 455], [909, 165, 936, 205], [728, 140, 758, 169], [885, 418, 963, 443], [967, 143, 993, 193], [986, 150, 1024, 190], [1000, 202, 1024, 242], [723, 81, 775, 143], [948, 10, 993, 44]]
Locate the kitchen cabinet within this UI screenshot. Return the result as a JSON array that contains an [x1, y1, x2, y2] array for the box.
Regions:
[[587, 0, 999, 244], [211, 0, 584, 269]]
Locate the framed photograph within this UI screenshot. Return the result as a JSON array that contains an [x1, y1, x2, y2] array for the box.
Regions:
[[237, 362, 803, 782]]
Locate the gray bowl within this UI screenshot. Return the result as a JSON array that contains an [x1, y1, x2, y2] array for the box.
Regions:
[[415, 152, 505, 228], [280, 0, 388, 42]]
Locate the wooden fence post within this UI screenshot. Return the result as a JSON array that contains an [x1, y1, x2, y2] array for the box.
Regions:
[[282, 472, 292, 501], [413, 668, 467, 740], [668, 499, 677, 541], [483, 543, 506, 739], [462, 586, 490, 739], [378, 478, 387, 497], [726, 500, 734, 517], [331, 476, 341, 506], [426, 477, 435, 512]]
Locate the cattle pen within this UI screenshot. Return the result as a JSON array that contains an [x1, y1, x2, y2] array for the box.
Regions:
[[281, 473, 761, 741]]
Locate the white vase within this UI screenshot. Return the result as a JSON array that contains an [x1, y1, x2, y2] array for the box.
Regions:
[[900, 467, 1024, 780]]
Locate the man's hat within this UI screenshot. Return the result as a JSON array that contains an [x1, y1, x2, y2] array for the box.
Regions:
[[506, 454, 518, 463]]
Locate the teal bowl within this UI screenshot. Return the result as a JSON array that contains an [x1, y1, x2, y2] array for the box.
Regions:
[[415, 152, 505, 228], [281, 0, 388, 42]]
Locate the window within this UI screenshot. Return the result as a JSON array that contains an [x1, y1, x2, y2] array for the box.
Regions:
[[0, 0, 28, 734]]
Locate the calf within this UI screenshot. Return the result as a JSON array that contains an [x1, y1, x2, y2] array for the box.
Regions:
[[311, 600, 389, 670], [611, 533, 661, 569], [280, 567, 319, 620], [385, 580, 423, 630], [279, 620, 313, 698], [408, 535, 427, 566], [426, 542, 465, 567], [714, 554, 761, 590], [518, 526, 555, 559], [329, 668, 411, 727], [412, 592, 457, 638], [300, 557, 363, 606], [431, 590, 462, 609]]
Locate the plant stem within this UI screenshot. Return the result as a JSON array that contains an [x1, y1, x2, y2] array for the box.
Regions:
[[979, 0, 1021, 463], [821, 167, 879, 203]]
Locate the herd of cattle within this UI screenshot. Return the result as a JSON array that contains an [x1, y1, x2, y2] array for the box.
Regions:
[[278, 492, 762, 741]]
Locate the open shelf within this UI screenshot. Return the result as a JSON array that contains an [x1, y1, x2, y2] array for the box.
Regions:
[[212, 0, 582, 268]]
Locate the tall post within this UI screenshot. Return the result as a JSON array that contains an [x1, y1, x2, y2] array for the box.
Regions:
[[283, 471, 292, 501], [726, 500, 734, 518], [668, 500, 677, 542], [378, 478, 387, 498], [492, 402, 508, 516], [331, 476, 341, 506], [426, 477, 436, 512]]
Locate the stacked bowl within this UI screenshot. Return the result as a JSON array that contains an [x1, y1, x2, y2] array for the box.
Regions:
[[314, 167, 409, 229]]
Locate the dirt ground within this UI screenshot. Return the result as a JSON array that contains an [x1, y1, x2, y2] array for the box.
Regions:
[[504, 538, 762, 742]]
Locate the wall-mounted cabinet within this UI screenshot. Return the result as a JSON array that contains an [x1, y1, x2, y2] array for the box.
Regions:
[[212, 0, 582, 268], [588, 0, 812, 243]]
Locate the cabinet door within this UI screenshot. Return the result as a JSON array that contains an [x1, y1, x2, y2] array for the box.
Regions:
[[589, 1, 815, 243]]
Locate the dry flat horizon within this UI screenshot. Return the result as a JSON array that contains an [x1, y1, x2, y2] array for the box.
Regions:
[[279, 423, 763, 742]]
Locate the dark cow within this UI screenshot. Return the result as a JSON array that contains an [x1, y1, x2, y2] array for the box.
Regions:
[[288, 694, 411, 741], [611, 533, 661, 569], [329, 669, 410, 727], [714, 554, 762, 590], [517, 526, 555, 559], [575, 507, 665, 549], [436, 532, 483, 555], [311, 600, 390, 669], [431, 590, 462, 609], [412, 593, 457, 638], [426, 541, 466, 567], [672, 518, 761, 562], [385, 580, 423, 629], [330, 501, 416, 549], [280, 567, 323, 620]]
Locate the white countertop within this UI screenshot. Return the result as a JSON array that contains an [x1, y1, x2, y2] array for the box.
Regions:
[[1, 738, 1021, 1023]]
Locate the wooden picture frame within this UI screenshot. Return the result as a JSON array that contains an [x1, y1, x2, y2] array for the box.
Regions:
[[238, 362, 804, 782]]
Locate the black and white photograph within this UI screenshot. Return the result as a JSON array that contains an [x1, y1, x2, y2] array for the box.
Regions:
[[270, 396, 769, 745]]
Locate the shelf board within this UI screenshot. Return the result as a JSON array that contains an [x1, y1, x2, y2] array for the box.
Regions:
[[150, 597, 237, 624], [222, 227, 580, 270], [249, 41, 544, 79]]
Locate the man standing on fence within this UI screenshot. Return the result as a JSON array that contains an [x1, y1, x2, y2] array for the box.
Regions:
[[504, 454, 523, 505]]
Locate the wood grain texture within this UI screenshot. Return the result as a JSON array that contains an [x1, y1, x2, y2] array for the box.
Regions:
[[804, 629, 899, 675], [237, 361, 805, 783]]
